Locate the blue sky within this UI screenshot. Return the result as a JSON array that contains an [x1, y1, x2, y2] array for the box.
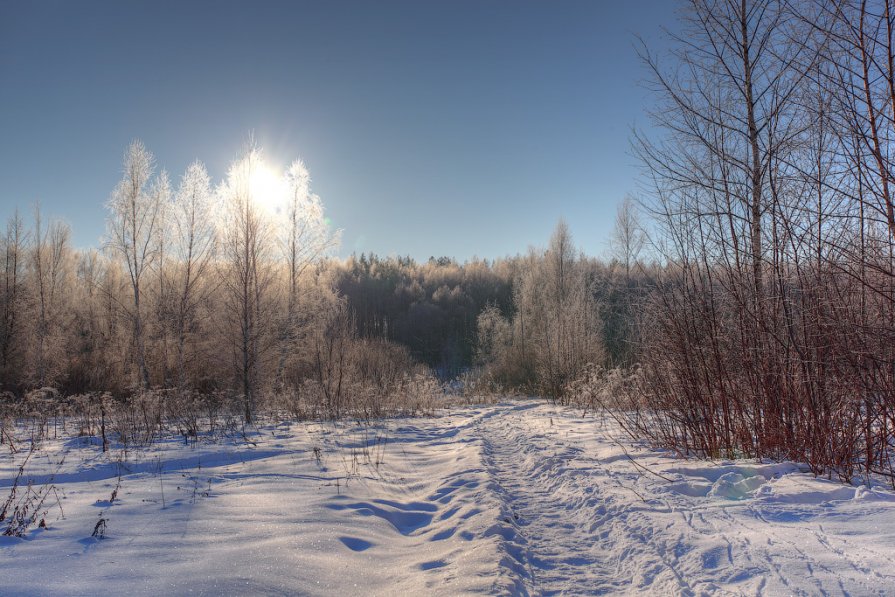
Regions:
[[0, 0, 676, 260]]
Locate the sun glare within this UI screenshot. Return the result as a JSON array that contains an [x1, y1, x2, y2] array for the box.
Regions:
[[249, 161, 286, 216]]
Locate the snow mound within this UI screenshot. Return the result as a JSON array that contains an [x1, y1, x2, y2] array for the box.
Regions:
[[707, 471, 768, 500]]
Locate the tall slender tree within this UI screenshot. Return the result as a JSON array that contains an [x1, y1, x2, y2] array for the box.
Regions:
[[219, 147, 275, 422], [0, 211, 27, 390], [29, 204, 71, 387], [274, 159, 338, 389], [171, 161, 217, 390], [105, 141, 165, 388]]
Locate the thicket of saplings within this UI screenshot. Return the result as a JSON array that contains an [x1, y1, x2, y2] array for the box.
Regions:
[[0, 144, 444, 452], [568, 0, 895, 486]]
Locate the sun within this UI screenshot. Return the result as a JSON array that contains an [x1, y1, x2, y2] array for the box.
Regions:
[[248, 161, 286, 216]]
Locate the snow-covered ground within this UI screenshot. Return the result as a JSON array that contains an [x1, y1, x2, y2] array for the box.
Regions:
[[2, 400, 894, 595]]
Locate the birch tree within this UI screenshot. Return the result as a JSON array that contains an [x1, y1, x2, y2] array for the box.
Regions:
[[219, 148, 275, 422], [105, 140, 165, 388], [275, 159, 339, 389], [29, 204, 71, 387], [610, 195, 645, 282], [171, 161, 216, 390]]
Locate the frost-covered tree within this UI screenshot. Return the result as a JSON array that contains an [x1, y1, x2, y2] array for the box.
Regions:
[[275, 159, 339, 389], [219, 147, 276, 422], [150, 170, 172, 383], [69, 250, 118, 392], [520, 221, 602, 400], [105, 141, 165, 388], [610, 195, 644, 282], [476, 221, 603, 400], [28, 204, 72, 387], [170, 161, 217, 390]]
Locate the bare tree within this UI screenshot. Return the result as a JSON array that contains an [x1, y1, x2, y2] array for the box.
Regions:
[[171, 161, 217, 390], [0, 211, 27, 390], [151, 171, 172, 384], [105, 141, 165, 388], [610, 194, 645, 281], [632, 0, 825, 453], [275, 159, 339, 390], [219, 147, 276, 422], [621, 0, 895, 481], [312, 298, 354, 418], [28, 204, 71, 387], [486, 221, 603, 400]]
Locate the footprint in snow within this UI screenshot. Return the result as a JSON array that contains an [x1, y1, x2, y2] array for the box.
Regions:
[[338, 536, 374, 552], [326, 500, 435, 535]]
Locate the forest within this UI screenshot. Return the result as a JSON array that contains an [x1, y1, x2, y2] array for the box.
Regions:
[[0, 149, 648, 423]]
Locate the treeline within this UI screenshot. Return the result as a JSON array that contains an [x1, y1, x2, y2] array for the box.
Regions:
[[0, 142, 439, 423], [0, 155, 650, 422], [332, 216, 653, 392], [595, 0, 895, 483], [332, 254, 514, 377]]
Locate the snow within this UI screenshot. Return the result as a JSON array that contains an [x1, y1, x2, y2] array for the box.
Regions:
[[2, 400, 895, 595]]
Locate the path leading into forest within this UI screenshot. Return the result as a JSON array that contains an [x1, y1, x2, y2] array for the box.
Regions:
[[2, 400, 895, 595]]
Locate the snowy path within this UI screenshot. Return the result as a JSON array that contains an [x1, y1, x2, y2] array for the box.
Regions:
[[474, 402, 895, 595], [2, 400, 895, 595], [477, 402, 690, 594]]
